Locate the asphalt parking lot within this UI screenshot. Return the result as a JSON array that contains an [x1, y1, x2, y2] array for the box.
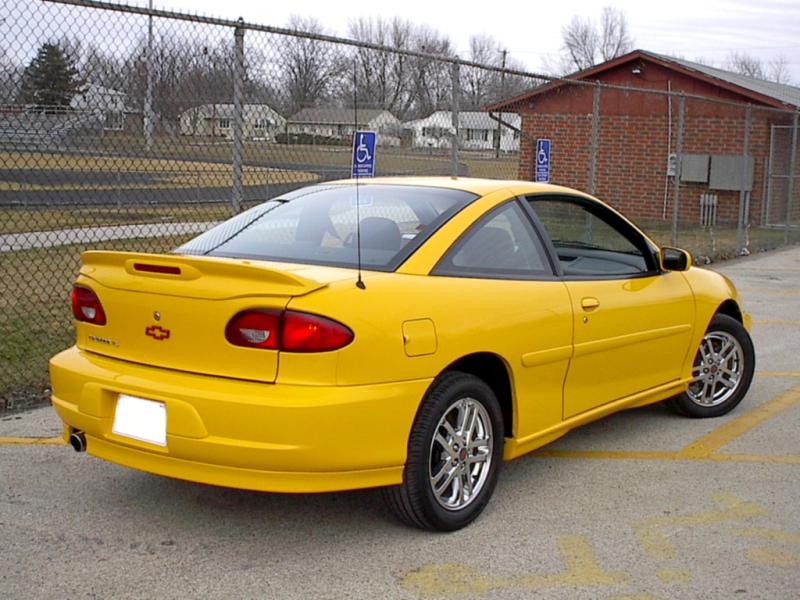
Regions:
[[2, 246, 799, 600]]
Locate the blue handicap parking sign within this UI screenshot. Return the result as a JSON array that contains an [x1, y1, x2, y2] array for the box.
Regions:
[[535, 138, 550, 183], [351, 131, 376, 178]]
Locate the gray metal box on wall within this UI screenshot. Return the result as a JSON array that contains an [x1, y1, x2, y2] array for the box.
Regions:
[[709, 155, 754, 191], [680, 154, 710, 183]]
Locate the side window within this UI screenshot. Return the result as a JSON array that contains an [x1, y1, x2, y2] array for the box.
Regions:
[[529, 197, 654, 277], [433, 201, 552, 279]]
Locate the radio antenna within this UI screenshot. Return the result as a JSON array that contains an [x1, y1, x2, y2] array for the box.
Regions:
[[353, 58, 365, 290]]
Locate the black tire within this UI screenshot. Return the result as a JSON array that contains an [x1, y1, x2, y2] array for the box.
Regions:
[[383, 371, 504, 531], [670, 313, 755, 418]]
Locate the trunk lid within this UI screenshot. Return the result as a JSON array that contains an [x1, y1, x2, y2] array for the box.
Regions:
[[73, 251, 333, 383]]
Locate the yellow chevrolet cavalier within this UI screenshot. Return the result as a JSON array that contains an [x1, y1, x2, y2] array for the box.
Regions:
[[50, 177, 755, 531]]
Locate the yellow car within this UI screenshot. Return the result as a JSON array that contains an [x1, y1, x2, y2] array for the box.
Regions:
[[50, 177, 755, 531]]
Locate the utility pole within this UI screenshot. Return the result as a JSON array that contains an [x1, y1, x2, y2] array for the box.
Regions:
[[495, 49, 507, 159]]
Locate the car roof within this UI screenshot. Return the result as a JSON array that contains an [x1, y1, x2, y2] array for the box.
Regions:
[[325, 176, 584, 198]]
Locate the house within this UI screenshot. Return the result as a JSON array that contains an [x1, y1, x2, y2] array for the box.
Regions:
[[488, 50, 800, 227], [69, 83, 127, 131], [286, 108, 401, 146], [179, 104, 286, 141], [404, 111, 521, 152]]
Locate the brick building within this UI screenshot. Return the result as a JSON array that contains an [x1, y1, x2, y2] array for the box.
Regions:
[[488, 50, 800, 228]]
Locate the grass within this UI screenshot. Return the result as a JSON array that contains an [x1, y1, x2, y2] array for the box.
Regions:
[[0, 234, 194, 412], [0, 203, 249, 235], [86, 136, 520, 178], [638, 220, 800, 262], [0, 151, 318, 192]]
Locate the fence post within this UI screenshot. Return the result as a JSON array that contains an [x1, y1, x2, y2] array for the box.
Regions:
[[450, 61, 460, 178], [231, 20, 245, 215], [143, 0, 154, 152], [736, 105, 751, 255], [671, 94, 685, 247], [588, 82, 600, 196], [785, 112, 798, 244]]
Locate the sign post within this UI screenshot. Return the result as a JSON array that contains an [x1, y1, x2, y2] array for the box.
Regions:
[[351, 131, 376, 178], [535, 138, 551, 183]]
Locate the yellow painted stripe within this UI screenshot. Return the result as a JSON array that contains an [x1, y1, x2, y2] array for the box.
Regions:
[[535, 449, 678, 461], [740, 287, 800, 296], [677, 384, 800, 459], [0, 436, 64, 446], [534, 449, 800, 464], [707, 453, 800, 465], [753, 320, 800, 326], [756, 371, 800, 378]]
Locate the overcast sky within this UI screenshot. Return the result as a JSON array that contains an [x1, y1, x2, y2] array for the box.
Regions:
[[3, 0, 800, 83], [143, 0, 800, 81]]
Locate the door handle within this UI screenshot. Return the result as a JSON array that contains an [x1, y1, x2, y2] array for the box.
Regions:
[[580, 297, 600, 311]]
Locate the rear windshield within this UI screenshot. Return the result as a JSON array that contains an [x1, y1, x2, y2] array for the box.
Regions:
[[176, 184, 477, 271]]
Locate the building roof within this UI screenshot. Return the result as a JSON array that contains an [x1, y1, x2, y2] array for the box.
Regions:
[[288, 107, 395, 124], [489, 49, 800, 111], [406, 111, 520, 130], [182, 104, 284, 121], [648, 52, 800, 108]]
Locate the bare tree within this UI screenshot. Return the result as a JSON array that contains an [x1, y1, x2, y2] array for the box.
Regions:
[[725, 51, 793, 84], [403, 25, 454, 118], [767, 55, 792, 85], [459, 34, 530, 109], [599, 7, 633, 62], [347, 16, 413, 117], [559, 6, 633, 73], [725, 51, 765, 79], [562, 16, 598, 71], [0, 45, 22, 104], [280, 15, 346, 115]]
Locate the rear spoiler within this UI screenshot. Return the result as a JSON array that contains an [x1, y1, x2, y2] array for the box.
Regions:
[[79, 251, 327, 299]]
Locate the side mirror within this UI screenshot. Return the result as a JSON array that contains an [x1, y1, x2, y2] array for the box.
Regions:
[[660, 247, 692, 272]]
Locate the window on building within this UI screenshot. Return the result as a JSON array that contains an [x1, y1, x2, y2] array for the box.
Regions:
[[254, 118, 269, 130], [218, 118, 231, 129], [465, 128, 489, 142], [103, 111, 124, 131]]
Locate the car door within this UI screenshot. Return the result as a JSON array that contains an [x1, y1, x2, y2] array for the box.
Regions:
[[431, 199, 574, 439], [527, 194, 695, 420]]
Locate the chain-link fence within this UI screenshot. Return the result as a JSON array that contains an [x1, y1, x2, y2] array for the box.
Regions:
[[1, 0, 799, 411]]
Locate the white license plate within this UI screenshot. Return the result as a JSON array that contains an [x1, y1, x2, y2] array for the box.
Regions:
[[112, 394, 167, 447]]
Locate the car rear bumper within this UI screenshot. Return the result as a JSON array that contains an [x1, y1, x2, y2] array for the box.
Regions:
[[49, 346, 430, 493]]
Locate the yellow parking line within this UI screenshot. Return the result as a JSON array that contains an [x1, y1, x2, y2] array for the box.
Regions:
[[706, 453, 800, 465], [0, 436, 63, 445], [756, 371, 800, 378], [535, 449, 678, 461], [676, 384, 800, 459], [534, 449, 800, 464], [740, 287, 800, 296], [752, 320, 800, 326]]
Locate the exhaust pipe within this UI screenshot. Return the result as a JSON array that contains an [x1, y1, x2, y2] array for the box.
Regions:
[[69, 430, 87, 452]]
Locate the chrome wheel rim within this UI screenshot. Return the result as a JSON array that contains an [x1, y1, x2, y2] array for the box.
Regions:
[[429, 397, 493, 511], [687, 331, 744, 407]]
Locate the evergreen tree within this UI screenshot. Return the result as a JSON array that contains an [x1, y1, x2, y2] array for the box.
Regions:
[[18, 42, 84, 110]]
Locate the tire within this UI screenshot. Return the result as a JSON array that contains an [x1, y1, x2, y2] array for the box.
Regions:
[[670, 313, 755, 418], [383, 371, 504, 531]]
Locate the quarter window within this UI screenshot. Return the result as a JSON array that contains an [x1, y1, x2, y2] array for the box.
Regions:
[[434, 201, 551, 279]]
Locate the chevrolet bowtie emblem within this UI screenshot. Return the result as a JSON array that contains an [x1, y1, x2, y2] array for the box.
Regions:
[[145, 325, 171, 341]]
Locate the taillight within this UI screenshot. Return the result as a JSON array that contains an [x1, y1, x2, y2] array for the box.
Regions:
[[225, 309, 353, 352], [225, 309, 281, 349], [70, 285, 107, 325], [281, 311, 354, 352]]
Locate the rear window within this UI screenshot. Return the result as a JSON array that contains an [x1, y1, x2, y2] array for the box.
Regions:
[[176, 184, 477, 271]]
